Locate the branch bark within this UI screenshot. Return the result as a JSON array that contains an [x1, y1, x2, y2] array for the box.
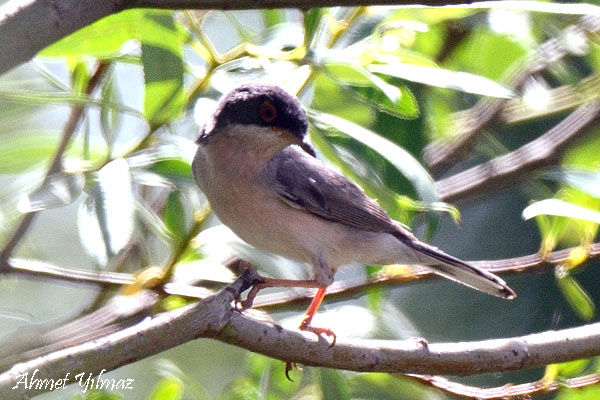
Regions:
[[0, 0, 471, 77], [3, 272, 600, 399], [436, 101, 600, 203]]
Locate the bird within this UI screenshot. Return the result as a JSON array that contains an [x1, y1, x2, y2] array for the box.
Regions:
[[192, 82, 515, 341]]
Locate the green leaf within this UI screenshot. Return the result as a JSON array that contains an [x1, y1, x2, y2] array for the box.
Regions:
[[221, 377, 261, 400], [149, 377, 184, 400], [163, 190, 186, 241], [99, 65, 122, 152], [0, 90, 142, 117], [135, 199, 174, 243], [556, 269, 595, 321], [541, 169, 600, 199], [40, 9, 189, 58], [17, 171, 84, 213], [523, 199, 600, 224], [349, 80, 419, 119], [556, 384, 600, 400], [309, 110, 438, 203], [304, 8, 327, 49], [323, 61, 374, 86], [142, 43, 184, 126], [77, 390, 124, 400], [369, 62, 514, 98], [263, 9, 286, 29], [318, 369, 350, 400], [553, 359, 590, 378], [78, 159, 135, 265], [70, 60, 91, 94]]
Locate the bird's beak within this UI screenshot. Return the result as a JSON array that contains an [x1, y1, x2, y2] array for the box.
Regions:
[[275, 128, 317, 158]]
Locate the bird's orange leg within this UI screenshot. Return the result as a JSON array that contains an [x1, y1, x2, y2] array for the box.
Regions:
[[235, 263, 336, 343], [298, 287, 336, 345]]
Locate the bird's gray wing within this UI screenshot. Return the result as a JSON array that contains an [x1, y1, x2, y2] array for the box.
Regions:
[[263, 147, 408, 236], [263, 147, 515, 300]]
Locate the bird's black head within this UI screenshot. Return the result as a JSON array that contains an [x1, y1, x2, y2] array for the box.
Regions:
[[197, 83, 309, 145]]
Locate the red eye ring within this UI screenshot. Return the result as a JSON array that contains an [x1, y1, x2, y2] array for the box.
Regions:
[[260, 101, 277, 122]]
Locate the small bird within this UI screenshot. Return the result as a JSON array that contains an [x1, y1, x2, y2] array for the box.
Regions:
[[192, 82, 515, 340]]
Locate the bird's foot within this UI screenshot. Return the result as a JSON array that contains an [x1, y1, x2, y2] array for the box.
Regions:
[[284, 362, 302, 381], [232, 268, 266, 312], [299, 320, 337, 347]]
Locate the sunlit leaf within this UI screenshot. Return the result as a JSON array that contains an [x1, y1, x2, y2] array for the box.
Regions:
[[556, 268, 595, 321], [553, 359, 590, 378], [541, 169, 600, 199], [77, 390, 124, 400], [70, 60, 91, 94], [221, 377, 261, 400], [131, 169, 174, 188], [304, 8, 328, 49], [78, 159, 135, 265], [369, 63, 514, 98], [17, 171, 84, 213], [147, 159, 193, 184], [348, 78, 419, 119], [173, 260, 236, 285], [395, 195, 461, 225], [136, 198, 174, 243], [318, 368, 350, 400], [263, 9, 286, 29], [323, 61, 374, 86], [0, 90, 142, 117], [163, 190, 186, 240], [141, 13, 185, 125], [99, 65, 122, 152], [149, 377, 184, 400], [555, 383, 600, 400], [311, 72, 375, 127], [309, 110, 438, 203], [523, 199, 600, 224], [40, 9, 189, 58]]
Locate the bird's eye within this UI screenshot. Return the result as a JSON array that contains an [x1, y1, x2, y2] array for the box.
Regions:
[[260, 101, 277, 122]]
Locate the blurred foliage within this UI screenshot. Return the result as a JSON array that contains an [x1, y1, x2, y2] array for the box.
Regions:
[[2, 2, 600, 399]]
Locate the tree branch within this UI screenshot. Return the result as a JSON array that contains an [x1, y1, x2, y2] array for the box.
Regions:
[[0, 0, 476, 77], [435, 101, 600, 203], [0, 63, 107, 267], [5, 240, 600, 309], [408, 372, 600, 400], [3, 272, 600, 399], [423, 15, 600, 176]]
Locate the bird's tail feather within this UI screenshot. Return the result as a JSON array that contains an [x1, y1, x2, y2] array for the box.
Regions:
[[407, 240, 516, 299]]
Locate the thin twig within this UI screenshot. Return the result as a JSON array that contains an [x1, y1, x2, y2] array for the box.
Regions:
[[407, 372, 600, 400], [254, 241, 600, 308], [6, 240, 600, 309], [0, 63, 107, 267]]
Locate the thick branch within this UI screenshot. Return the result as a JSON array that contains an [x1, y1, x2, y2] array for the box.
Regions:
[[1, 0, 471, 77], [3, 273, 600, 398], [0, 1, 120, 76]]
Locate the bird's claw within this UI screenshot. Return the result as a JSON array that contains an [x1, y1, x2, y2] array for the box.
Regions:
[[299, 322, 337, 347], [284, 362, 302, 381], [232, 267, 266, 312]]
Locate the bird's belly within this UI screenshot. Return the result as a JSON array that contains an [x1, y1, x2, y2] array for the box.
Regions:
[[212, 193, 415, 269]]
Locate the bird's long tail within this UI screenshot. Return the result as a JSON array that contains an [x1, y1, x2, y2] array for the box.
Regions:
[[406, 239, 516, 299]]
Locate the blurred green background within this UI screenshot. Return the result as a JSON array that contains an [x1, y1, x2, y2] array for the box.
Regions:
[[1, 3, 600, 399]]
